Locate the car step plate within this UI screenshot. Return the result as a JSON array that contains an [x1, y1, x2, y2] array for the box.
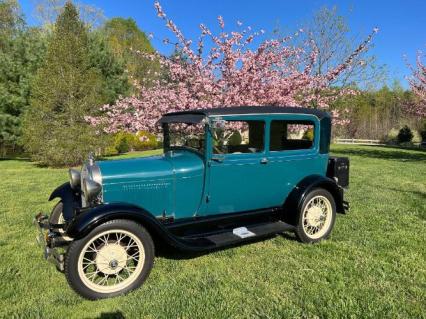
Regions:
[[232, 227, 256, 238], [205, 221, 294, 246]]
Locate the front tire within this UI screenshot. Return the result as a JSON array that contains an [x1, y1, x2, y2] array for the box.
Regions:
[[64, 219, 154, 300], [49, 201, 65, 225], [295, 188, 336, 243]]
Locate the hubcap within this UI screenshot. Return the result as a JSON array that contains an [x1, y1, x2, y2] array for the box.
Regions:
[[95, 243, 128, 275], [77, 229, 145, 294], [302, 195, 333, 239]]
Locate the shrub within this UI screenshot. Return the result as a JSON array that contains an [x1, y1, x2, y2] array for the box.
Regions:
[[103, 145, 119, 156], [420, 120, 426, 142], [228, 131, 242, 146], [133, 131, 158, 151], [113, 131, 136, 153], [411, 130, 421, 143], [397, 126, 414, 144], [383, 128, 399, 144], [303, 128, 314, 141]]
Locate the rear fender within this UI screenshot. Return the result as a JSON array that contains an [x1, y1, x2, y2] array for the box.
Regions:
[[48, 182, 81, 221], [283, 175, 345, 224]]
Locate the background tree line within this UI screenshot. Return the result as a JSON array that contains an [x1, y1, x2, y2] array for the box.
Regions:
[[0, 0, 423, 166], [331, 84, 421, 142], [0, 0, 159, 162]]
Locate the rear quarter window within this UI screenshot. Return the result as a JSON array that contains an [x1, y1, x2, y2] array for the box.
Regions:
[[212, 120, 265, 154], [270, 120, 315, 151]]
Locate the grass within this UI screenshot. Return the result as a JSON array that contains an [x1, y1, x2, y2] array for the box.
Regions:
[[0, 145, 425, 319]]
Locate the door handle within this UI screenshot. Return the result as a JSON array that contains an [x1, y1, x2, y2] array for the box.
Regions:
[[211, 156, 224, 163], [260, 158, 268, 164]]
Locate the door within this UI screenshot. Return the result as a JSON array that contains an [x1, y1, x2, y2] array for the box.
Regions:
[[204, 118, 270, 215], [261, 116, 327, 206]]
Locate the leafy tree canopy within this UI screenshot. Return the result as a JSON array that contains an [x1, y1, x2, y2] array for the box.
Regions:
[[103, 17, 160, 88]]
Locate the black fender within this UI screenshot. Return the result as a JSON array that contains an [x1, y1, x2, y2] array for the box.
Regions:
[[65, 203, 202, 251], [282, 174, 346, 224], [48, 182, 81, 221]]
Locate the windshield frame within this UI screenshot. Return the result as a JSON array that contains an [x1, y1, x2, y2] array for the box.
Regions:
[[162, 122, 207, 157]]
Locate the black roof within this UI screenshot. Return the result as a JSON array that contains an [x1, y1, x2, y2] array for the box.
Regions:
[[159, 106, 329, 124]]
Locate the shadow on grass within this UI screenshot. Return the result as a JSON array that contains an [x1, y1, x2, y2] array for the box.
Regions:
[[381, 186, 426, 220], [91, 311, 125, 319], [384, 186, 426, 200], [0, 157, 29, 161], [156, 234, 283, 260], [333, 145, 426, 162]]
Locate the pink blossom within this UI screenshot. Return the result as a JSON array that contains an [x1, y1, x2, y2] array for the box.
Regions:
[[407, 50, 426, 117], [88, 2, 379, 133], [218, 16, 225, 29]]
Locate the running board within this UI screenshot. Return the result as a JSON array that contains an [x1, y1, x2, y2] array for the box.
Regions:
[[180, 221, 295, 249]]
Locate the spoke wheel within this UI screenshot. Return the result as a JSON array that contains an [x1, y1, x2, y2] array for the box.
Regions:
[[78, 229, 145, 294], [58, 212, 65, 225], [65, 220, 154, 300], [302, 195, 332, 239], [296, 189, 336, 243]]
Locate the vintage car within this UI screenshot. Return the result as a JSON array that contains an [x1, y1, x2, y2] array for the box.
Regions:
[[34, 106, 349, 299]]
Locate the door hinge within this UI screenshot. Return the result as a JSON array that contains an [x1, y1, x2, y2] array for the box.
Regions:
[[206, 195, 210, 203]]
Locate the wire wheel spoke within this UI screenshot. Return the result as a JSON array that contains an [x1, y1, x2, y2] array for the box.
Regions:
[[302, 195, 332, 239], [78, 229, 146, 293]]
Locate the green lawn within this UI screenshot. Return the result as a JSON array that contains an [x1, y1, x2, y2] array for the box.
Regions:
[[0, 145, 425, 318]]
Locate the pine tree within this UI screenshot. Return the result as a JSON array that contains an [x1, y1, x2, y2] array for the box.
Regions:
[[22, 2, 105, 166], [88, 31, 130, 104], [0, 1, 46, 155]]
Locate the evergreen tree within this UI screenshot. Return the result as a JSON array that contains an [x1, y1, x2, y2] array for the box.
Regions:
[[0, 0, 46, 154], [88, 31, 130, 104], [22, 1, 105, 166]]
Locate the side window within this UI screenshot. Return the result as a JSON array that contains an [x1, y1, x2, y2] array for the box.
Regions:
[[270, 120, 315, 151], [212, 120, 265, 154]]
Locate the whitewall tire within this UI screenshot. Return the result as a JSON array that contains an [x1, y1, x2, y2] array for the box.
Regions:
[[295, 189, 336, 243], [64, 219, 154, 300]]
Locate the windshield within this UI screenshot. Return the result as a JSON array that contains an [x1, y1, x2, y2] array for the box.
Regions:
[[164, 122, 205, 154]]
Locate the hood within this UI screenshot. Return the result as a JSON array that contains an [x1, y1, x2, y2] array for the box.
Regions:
[[97, 155, 174, 186], [95, 151, 205, 217]]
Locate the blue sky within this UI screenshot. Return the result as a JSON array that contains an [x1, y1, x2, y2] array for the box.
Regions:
[[20, 0, 426, 88]]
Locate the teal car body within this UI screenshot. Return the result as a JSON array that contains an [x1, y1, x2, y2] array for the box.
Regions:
[[39, 106, 348, 255], [95, 112, 327, 221]]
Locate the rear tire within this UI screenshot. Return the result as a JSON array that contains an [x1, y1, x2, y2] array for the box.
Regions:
[[64, 219, 155, 300], [295, 188, 336, 243]]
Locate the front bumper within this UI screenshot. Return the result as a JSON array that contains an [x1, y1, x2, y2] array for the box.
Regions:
[[343, 200, 350, 210], [33, 213, 70, 272]]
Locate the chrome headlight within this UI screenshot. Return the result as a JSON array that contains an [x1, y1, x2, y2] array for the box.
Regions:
[[83, 178, 102, 202], [81, 161, 103, 205], [69, 168, 81, 190]]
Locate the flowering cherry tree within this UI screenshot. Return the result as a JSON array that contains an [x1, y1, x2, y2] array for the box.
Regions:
[[407, 51, 426, 117], [89, 1, 378, 133]]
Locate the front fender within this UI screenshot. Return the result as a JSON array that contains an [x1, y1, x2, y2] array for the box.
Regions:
[[65, 203, 195, 251], [283, 175, 346, 224], [49, 182, 81, 221]]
